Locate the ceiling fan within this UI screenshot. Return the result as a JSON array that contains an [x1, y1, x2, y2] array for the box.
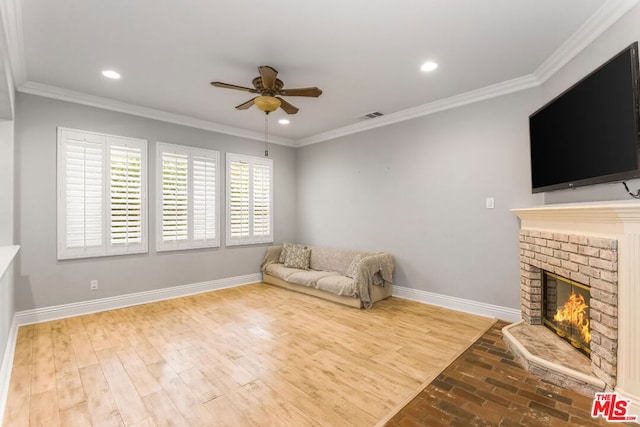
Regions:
[[210, 66, 322, 115]]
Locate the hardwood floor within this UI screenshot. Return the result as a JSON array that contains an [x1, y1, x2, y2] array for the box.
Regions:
[[2, 283, 495, 426]]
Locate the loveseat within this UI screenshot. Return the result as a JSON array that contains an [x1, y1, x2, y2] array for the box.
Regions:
[[261, 243, 394, 308]]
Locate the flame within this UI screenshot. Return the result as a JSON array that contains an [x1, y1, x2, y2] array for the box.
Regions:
[[553, 291, 591, 344]]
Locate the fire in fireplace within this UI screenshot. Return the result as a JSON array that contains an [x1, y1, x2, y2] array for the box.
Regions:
[[542, 271, 591, 356]]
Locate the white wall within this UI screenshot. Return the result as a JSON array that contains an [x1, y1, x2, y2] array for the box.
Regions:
[[14, 93, 297, 311], [296, 89, 542, 309], [543, 2, 640, 204]]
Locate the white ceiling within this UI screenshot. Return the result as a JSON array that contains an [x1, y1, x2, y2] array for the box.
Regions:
[[8, 0, 621, 143]]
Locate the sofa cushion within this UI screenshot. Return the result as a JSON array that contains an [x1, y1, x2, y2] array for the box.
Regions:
[[284, 246, 311, 270], [264, 263, 302, 281], [310, 246, 365, 274], [287, 270, 339, 287], [316, 275, 356, 297], [279, 242, 306, 264]]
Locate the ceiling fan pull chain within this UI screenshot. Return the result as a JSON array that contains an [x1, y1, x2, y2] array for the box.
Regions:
[[264, 112, 269, 157]]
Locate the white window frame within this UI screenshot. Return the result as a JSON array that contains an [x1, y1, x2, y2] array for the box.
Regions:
[[57, 127, 148, 260], [156, 142, 220, 251], [226, 153, 273, 246]]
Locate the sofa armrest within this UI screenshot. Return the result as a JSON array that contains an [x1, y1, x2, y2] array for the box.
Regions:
[[262, 245, 283, 272], [357, 253, 394, 286], [353, 253, 394, 309]]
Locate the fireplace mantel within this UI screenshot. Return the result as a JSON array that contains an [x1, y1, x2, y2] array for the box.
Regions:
[[512, 200, 640, 230], [512, 201, 640, 412]]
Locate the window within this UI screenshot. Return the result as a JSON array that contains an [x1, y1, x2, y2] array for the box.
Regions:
[[156, 142, 219, 251], [226, 153, 273, 246], [57, 128, 147, 260]]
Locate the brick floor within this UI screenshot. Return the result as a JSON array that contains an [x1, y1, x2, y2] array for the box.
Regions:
[[386, 320, 639, 426]]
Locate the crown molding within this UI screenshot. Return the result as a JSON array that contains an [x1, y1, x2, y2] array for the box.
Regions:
[[298, 0, 640, 147], [296, 74, 540, 146], [18, 82, 296, 146], [534, 0, 640, 83], [4, 0, 638, 147]]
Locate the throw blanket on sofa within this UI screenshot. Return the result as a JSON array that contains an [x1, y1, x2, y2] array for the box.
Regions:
[[355, 254, 394, 309], [262, 246, 281, 270]]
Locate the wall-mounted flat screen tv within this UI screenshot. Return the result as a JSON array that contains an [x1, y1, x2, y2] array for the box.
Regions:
[[529, 42, 640, 193]]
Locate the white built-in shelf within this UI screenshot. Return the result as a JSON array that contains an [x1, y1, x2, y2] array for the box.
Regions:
[[0, 245, 19, 278]]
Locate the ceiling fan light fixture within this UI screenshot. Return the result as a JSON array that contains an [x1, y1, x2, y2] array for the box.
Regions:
[[212, 66, 320, 114], [254, 96, 281, 113]]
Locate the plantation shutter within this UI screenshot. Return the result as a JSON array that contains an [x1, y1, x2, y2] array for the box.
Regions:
[[253, 163, 271, 237], [107, 137, 147, 254], [228, 159, 250, 239], [110, 143, 144, 251], [57, 128, 148, 260], [226, 153, 273, 246], [58, 130, 105, 259], [156, 143, 219, 251], [192, 151, 218, 246], [161, 150, 189, 245]]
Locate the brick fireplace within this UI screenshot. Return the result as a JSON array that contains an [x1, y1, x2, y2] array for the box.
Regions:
[[519, 229, 618, 389], [508, 202, 640, 413]]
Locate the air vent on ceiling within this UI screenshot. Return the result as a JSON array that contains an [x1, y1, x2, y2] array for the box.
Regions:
[[360, 111, 384, 120]]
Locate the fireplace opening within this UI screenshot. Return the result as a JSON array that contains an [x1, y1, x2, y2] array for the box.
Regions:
[[542, 271, 591, 356]]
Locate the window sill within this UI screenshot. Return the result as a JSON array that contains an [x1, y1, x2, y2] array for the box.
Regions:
[[156, 244, 220, 253], [226, 239, 273, 247]]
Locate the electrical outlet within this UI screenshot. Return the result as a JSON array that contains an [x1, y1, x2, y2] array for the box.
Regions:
[[90, 280, 98, 291], [486, 197, 495, 209]]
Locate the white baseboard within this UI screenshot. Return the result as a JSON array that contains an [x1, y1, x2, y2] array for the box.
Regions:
[[0, 317, 18, 425], [392, 285, 521, 323], [15, 273, 262, 326]]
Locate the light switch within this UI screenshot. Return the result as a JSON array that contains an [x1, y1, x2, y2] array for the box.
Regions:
[[486, 197, 495, 209]]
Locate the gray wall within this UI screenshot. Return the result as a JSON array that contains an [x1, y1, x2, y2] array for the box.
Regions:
[[543, 2, 640, 204], [14, 93, 297, 311], [296, 89, 542, 309], [11, 3, 640, 314]]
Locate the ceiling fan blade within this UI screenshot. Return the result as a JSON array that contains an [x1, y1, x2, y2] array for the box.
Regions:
[[276, 97, 299, 115], [258, 66, 278, 89], [235, 97, 257, 110], [278, 87, 322, 97], [211, 82, 258, 93]]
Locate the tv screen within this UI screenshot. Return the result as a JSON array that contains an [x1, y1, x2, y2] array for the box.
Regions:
[[529, 42, 640, 193]]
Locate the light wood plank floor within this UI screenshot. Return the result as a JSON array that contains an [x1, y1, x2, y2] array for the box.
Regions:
[[3, 283, 495, 427]]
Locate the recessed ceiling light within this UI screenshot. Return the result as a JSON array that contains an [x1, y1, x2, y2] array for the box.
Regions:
[[102, 70, 121, 79], [278, 119, 290, 125], [420, 61, 438, 72]]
